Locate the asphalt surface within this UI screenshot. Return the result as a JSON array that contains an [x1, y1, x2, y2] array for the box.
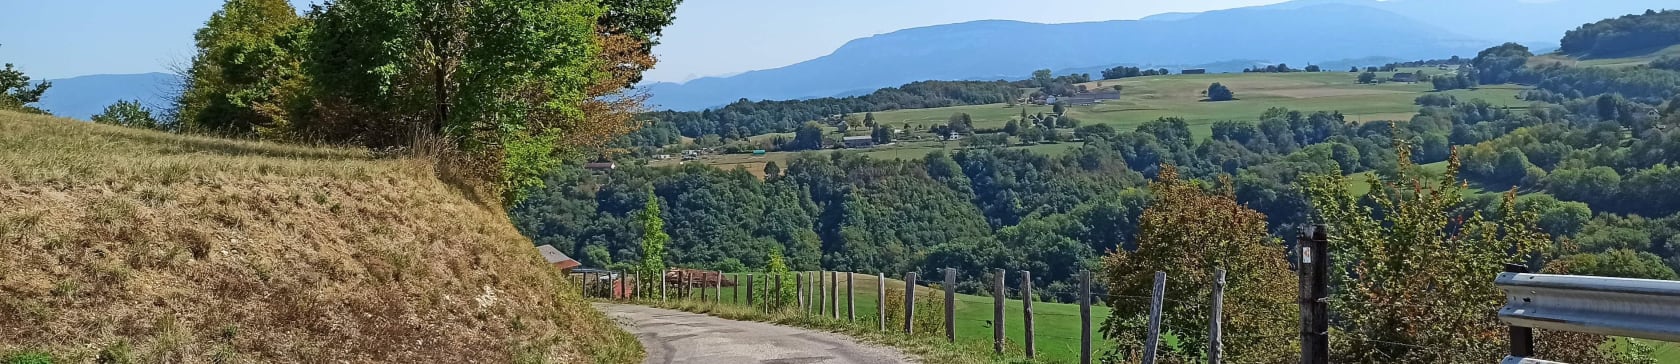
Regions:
[[597, 303, 916, 364]]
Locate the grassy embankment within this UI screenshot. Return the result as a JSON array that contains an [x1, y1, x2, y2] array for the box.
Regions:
[[0, 111, 637, 363]]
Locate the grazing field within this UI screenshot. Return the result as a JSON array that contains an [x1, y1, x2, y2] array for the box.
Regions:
[[659, 72, 1534, 174], [697, 273, 1120, 363], [1531, 44, 1680, 68], [863, 71, 1530, 139]]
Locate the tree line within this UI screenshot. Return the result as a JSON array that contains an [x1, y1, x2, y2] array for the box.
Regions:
[[44, 0, 680, 203]]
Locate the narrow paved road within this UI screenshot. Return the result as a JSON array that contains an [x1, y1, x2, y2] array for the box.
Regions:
[[597, 303, 916, 364]]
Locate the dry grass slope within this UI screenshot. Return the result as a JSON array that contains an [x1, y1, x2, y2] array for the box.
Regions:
[[0, 111, 640, 363]]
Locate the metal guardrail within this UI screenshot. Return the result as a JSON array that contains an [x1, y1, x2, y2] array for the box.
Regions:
[[1500, 356, 1566, 364], [1496, 272, 1680, 342]]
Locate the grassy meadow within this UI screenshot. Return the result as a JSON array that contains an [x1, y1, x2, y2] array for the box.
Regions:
[[661, 70, 1534, 175], [865, 71, 1529, 139]]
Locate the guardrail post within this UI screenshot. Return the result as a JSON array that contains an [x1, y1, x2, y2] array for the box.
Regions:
[[1506, 263, 1534, 358]]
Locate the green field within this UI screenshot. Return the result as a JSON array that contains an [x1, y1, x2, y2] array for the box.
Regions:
[[698, 273, 1116, 363], [660, 71, 1535, 173], [865, 72, 1528, 140]]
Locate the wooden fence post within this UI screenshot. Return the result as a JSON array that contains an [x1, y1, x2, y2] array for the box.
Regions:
[[732, 273, 739, 305], [773, 272, 783, 309], [700, 271, 709, 302], [944, 268, 956, 343], [797, 271, 806, 312], [877, 273, 887, 331], [1022, 270, 1035, 359], [1299, 225, 1330, 364], [847, 272, 855, 322], [716, 271, 723, 305], [746, 274, 755, 308], [904, 272, 917, 334], [994, 268, 1006, 355], [1143, 271, 1167, 364], [818, 271, 827, 317], [830, 270, 839, 319], [1210, 268, 1226, 364], [1080, 269, 1092, 364]]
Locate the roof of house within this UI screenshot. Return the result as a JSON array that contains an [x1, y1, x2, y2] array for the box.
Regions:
[[536, 245, 581, 269], [842, 136, 874, 141]]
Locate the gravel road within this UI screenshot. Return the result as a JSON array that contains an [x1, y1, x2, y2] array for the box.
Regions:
[[597, 303, 916, 364]]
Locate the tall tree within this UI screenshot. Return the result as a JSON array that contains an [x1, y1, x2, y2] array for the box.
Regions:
[[638, 190, 669, 286], [0, 62, 50, 115], [1101, 166, 1296, 363], [306, 0, 670, 202], [1206, 82, 1235, 101], [1304, 145, 1636, 363], [175, 0, 307, 137]]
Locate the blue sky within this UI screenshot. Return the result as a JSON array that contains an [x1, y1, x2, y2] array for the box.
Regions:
[[0, 0, 1287, 81]]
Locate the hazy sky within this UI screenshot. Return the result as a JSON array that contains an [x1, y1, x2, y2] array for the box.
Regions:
[[0, 0, 1289, 81]]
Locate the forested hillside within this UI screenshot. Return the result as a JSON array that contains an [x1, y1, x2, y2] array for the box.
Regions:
[[518, 9, 1680, 298]]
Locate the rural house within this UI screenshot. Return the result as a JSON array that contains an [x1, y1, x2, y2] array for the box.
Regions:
[[536, 245, 581, 273], [584, 162, 616, 171], [842, 136, 876, 148]]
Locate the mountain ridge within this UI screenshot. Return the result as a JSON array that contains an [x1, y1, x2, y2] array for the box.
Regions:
[[640, 3, 1484, 110]]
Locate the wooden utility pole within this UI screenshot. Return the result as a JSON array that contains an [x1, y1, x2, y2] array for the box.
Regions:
[[994, 268, 1006, 355], [1210, 269, 1226, 364], [1143, 271, 1166, 364], [1022, 270, 1035, 359]]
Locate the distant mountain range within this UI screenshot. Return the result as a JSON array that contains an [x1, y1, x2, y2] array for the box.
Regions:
[[37, 73, 177, 120], [642, 0, 1675, 111], [37, 0, 1674, 115]]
